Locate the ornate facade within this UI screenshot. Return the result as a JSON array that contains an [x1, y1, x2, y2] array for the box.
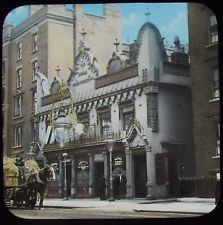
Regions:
[[37, 17, 193, 199]]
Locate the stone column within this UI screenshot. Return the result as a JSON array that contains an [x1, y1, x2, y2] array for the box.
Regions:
[[88, 153, 94, 197], [145, 144, 154, 199], [58, 158, 62, 198], [103, 151, 108, 198], [125, 146, 133, 198], [71, 155, 76, 198]]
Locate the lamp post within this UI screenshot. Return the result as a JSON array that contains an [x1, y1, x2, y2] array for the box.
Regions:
[[63, 152, 69, 200], [107, 138, 115, 202]]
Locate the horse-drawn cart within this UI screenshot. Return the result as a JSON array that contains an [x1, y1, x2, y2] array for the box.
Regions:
[[3, 157, 40, 208], [4, 156, 55, 209]]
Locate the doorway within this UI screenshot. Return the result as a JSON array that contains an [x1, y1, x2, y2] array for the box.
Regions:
[[62, 161, 71, 197], [167, 152, 179, 197], [94, 162, 104, 197], [133, 153, 147, 198]]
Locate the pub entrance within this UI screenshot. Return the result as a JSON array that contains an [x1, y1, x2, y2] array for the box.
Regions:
[[94, 162, 104, 197], [133, 151, 147, 198]]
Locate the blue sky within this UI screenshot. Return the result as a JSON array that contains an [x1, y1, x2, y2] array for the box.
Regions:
[[4, 3, 188, 45]]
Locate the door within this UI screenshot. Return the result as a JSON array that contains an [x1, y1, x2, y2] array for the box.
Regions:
[[134, 153, 147, 198], [167, 152, 179, 197], [94, 162, 104, 197]]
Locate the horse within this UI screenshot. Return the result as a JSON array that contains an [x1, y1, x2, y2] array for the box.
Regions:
[[24, 165, 55, 209]]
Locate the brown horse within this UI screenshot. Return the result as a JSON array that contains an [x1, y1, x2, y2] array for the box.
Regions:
[[24, 165, 55, 209]]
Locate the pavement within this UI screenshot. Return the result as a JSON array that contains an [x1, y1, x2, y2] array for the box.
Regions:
[[41, 197, 217, 215]]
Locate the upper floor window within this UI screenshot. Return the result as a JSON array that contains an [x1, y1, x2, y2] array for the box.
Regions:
[[98, 110, 111, 137], [212, 67, 219, 98], [32, 33, 38, 52], [77, 112, 89, 127], [14, 95, 22, 116], [31, 121, 37, 142], [215, 121, 220, 155], [2, 60, 6, 76], [32, 90, 37, 113], [15, 126, 22, 147], [209, 14, 218, 43], [120, 104, 135, 131], [16, 68, 22, 88], [17, 42, 22, 60], [32, 61, 38, 81]]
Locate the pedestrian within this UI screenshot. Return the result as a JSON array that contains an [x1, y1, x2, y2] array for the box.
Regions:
[[98, 176, 106, 200], [117, 172, 126, 199]]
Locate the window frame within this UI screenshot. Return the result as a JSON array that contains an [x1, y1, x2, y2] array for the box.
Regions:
[[98, 110, 111, 137], [14, 95, 22, 116], [32, 60, 38, 81], [16, 68, 22, 88], [215, 121, 220, 155], [212, 67, 219, 99], [15, 125, 22, 147], [17, 42, 22, 60], [209, 14, 218, 44], [32, 33, 38, 52], [120, 104, 135, 131]]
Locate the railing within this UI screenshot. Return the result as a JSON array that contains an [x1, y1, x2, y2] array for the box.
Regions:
[[43, 131, 122, 150], [178, 175, 217, 198]]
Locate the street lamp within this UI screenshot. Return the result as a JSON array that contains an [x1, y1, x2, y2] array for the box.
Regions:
[[107, 138, 115, 202], [62, 152, 69, 200]]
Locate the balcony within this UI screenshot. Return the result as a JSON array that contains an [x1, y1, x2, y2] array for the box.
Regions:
[[43, 131, 122, 151]]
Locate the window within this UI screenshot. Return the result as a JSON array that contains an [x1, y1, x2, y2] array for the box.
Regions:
[[16, 68, 22, 88], [147, 93, 159, 132], [99, 111, 111, 137], [15, 95, 22, 116], [77, 112, 89, 127], [212, 67, 219, 98], [209, 14, 218, 43], [31, 122, 37, 142], [15, 126, 22, 147], [215, 122, 220, 155], [2, 60, 5, 75], [120, 104, 135, 131], [32, 91, 37, 113], [32, 33, 38, 52], [17, 42, 22, 60], [32, 61, 38, 80]]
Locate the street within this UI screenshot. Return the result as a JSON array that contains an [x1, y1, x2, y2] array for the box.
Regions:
[[9, 207, 200, 219]]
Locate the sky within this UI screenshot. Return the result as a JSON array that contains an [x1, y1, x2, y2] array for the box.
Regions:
[[4, 3, 188, 45]]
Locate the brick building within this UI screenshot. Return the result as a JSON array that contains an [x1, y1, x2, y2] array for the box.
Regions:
[[188, 3, 220, 197]]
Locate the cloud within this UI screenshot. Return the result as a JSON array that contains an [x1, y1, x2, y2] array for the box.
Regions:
[[160, 11, 188, 43], [122, 12, 145, 27], [160, 11, 187, 33]]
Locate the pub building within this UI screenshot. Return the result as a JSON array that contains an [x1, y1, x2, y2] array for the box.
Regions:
[[36, 20, 194, 199]]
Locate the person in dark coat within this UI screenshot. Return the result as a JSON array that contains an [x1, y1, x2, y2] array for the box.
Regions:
[[98, 176, 106, 200], [117, 172, 126, 199]]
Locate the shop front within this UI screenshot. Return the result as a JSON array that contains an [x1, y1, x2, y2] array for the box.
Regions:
[[44, 141, 127, 199]]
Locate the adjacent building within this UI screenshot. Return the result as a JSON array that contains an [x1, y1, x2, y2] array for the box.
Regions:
[[188, 3, 220, 197], [2, 5, 74, 157]]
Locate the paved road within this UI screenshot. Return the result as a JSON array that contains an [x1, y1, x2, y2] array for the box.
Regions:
[[9, 207, 200, 219]]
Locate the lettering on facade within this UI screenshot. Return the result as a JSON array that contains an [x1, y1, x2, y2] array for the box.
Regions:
[[78, 161, 89, 170]]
